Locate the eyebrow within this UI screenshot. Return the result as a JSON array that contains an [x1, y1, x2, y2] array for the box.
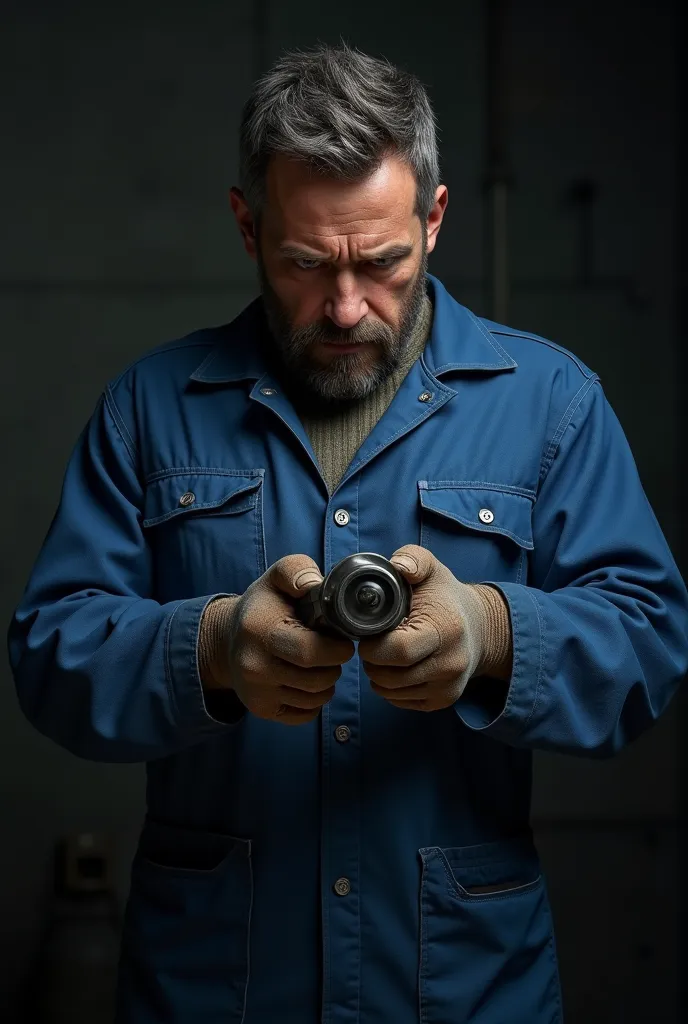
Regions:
[[278, 242, 415, 262]]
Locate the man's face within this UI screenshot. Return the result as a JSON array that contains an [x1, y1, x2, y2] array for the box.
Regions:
[[231, 153, 447, 407]]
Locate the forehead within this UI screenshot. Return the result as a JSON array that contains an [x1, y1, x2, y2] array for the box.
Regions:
[[263, 153, 418, 245]]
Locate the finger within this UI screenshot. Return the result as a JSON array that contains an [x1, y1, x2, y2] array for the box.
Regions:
[[274, 705, 322, 726], [389, 544, 438, 586], [270, 658, 343, 693], [268, 554, 324, 600], [359, 619, 440, 667], [370, 677, 432, 699], [364, 665, 417, 690], [270, 620, 355, 669], [276, 684, 337, 710], [385, 698, 429, 712], [364, 655, 453, 691], [247, 694, 322, 726]]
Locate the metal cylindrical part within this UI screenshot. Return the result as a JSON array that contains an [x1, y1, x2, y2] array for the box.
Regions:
[[295, 553, 412, 640]]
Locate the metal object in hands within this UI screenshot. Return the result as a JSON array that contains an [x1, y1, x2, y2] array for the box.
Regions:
[[295, 552, 412, 640]]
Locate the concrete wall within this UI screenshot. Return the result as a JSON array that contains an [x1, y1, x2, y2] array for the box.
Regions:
[[0, 1, 682, 1020]]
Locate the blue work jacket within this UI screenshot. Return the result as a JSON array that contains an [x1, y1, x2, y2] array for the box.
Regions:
[[9, 274, 688, 1024]]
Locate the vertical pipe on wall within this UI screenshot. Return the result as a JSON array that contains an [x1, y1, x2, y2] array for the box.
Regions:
[[484, 0, 510, 323]]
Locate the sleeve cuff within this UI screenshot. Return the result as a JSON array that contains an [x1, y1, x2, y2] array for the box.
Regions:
[[165, 595, 247, 732], [454, 582, 544, 742]]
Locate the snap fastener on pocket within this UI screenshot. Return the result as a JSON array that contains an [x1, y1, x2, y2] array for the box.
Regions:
[[478, 508, 494, 524], [179, 491, 196, 507]]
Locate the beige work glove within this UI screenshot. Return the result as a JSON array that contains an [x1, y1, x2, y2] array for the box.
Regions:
[[198, 555, 355, 726], [358, 544, 512, 712]]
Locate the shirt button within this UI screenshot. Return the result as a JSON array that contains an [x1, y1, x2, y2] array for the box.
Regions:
[[479, 508, 495, 524], [334, 877, 351, 896], [334, 509, 350, 527], [334, 725, 351, 743], [418, 391, 433, 402], [260, 387, 277, 396], [179, 491, 196, 507]]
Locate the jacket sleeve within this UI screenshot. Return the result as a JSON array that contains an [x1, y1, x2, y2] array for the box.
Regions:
[[7, 387, 245, 764], [456, 378, 688, 756]]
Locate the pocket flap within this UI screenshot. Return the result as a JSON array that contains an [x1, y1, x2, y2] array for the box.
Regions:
[[418, 482, 534, 550], [420, 836, 541, 896], [143, 469, 264, 528]]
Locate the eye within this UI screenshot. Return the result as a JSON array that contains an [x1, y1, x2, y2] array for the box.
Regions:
[[294, 257, 322, 270], [369, 256, 400, 269]]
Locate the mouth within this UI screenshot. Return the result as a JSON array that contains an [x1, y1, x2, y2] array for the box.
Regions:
[[320, 341, 369, 354]]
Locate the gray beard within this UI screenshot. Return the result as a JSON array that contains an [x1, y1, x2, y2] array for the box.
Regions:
[[257, 246, 428, 411]]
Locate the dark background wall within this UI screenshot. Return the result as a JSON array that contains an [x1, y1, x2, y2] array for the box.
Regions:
[[1, 1, 685, 1021]]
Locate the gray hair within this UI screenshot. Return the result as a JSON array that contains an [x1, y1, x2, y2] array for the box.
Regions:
[[238, 42, 440, 225]]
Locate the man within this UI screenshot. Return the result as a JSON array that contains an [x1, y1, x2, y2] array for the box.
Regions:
[[8, 42, 688, 1024]]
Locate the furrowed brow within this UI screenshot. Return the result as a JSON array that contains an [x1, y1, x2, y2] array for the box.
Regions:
[[278, 242, 414, 262], [359, 243, 414, 260]]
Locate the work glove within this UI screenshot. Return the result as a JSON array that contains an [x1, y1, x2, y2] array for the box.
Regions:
[[198, 554, 355, 725], [358, 544, 512, 712]]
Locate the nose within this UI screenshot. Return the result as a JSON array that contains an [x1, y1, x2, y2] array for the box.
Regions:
[[324, 272, 369, 329]]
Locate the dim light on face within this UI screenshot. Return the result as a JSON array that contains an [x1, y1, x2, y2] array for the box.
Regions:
[[231, 153, 447, 403]]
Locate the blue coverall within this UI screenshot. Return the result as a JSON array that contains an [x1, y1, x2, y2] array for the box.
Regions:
[[9, 274, 688, 1023]]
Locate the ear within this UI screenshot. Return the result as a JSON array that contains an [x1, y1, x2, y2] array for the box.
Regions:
[[425, 185, 448, 255], [230, 187, 258, 260]]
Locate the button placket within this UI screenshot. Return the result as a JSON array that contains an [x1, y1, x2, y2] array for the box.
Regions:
[[322, 481, 361, 1012]]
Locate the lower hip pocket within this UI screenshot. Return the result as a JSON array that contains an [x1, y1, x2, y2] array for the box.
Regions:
[[117, 820, 253, 1024], [418, 838, 562, 1024]]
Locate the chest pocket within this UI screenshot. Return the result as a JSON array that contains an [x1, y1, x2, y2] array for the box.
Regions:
[[418, 482, 534, 585], [142, 469, 267, 601]]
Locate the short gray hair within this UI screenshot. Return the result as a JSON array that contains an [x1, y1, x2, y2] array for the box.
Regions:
[[239, 42, 440, 225]]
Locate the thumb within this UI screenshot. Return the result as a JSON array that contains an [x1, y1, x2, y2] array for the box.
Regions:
[[269, 553, 325, 599], [389, 544, 437, 586]]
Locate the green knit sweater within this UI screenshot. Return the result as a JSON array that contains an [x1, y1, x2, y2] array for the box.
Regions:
[[295, 293, 434, 495]]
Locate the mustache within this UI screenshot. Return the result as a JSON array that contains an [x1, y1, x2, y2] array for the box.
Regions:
[[290, 319, 394, 350]]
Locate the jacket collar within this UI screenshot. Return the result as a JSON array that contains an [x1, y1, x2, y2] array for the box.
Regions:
[[189, 273, 517, 385], [189, 298, 272, 383], [422, 275, 517, 376]]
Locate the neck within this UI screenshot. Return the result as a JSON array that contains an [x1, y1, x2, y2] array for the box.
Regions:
[[289, 292, 434, 494]]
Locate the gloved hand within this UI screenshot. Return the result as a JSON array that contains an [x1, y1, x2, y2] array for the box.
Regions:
[[199, 555, 355, 725], [358, 544, 512, 712]]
